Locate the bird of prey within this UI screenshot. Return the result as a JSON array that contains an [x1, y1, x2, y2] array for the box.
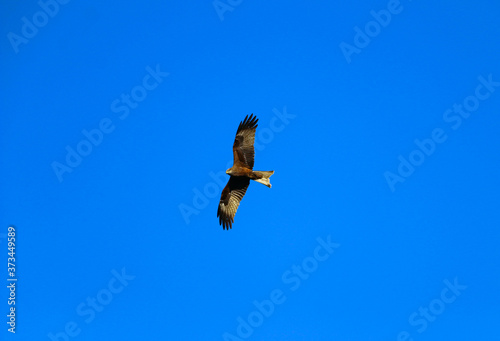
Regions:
[[217, 114, 274, 230]]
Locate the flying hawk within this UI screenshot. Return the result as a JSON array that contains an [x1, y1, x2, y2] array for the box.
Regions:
[[217, 114, 274, 230]]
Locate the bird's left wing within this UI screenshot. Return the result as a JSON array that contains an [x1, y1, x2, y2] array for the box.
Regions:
[[217, 176, 250, 229], [232, 114, 258, 169]]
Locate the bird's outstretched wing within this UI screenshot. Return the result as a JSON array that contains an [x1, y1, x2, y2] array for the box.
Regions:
[[233, 114, 258, 169], [217, 176, 250, 230]]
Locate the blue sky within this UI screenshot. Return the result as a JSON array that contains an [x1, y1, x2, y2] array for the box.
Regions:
[[1, 1, 500, 340]]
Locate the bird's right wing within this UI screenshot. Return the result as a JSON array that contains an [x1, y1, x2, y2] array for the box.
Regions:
[[217, 176, 250, 230]]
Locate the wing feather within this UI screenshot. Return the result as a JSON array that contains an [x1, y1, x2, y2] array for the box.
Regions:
[[217, 176, 250, 230], [232, 114, 258, 169]]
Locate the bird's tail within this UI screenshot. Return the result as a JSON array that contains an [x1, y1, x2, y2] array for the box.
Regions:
[[252, 170, 274, 188]]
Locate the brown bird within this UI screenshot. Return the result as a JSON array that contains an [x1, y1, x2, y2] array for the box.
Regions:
[[217, 114, 274, 229]]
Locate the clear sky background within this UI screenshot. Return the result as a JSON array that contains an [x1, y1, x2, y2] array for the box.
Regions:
[[1, 1, 500, 340]]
